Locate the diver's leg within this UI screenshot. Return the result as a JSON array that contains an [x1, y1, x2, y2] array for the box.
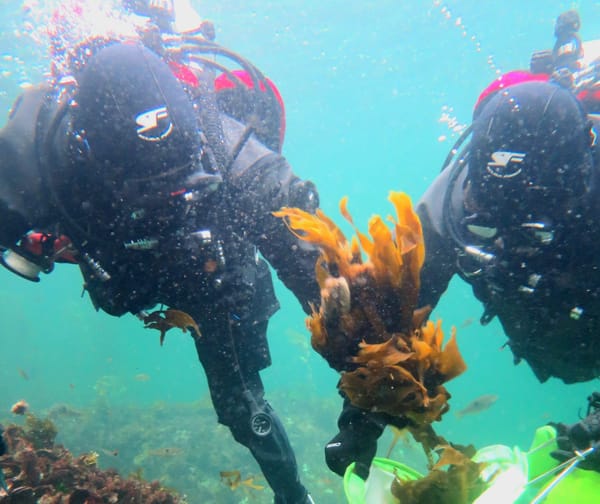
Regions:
[[195, 318, 311, 503], [229, 374, 310, 504]]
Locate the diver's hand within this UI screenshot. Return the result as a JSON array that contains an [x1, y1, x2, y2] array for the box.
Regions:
[[551, 407, 600, 471]]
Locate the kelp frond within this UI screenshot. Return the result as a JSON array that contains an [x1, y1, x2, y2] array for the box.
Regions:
[[275, 191, 466, 425]]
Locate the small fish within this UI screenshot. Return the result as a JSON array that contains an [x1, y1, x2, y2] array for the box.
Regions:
[[460, 318, 475, 328], [17, 368, 29, 380], [455, 394, 498, 419], [145, 447, 182, 457], [100, 448, 119, 457], [134, 373, 151, 382]]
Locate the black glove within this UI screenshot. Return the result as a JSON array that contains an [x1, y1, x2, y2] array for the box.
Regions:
[[551, 392, 600, 471], [325, 399, 411, 480]]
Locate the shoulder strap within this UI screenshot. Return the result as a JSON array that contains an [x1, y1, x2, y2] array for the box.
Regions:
[[192, 67, 231, 173]]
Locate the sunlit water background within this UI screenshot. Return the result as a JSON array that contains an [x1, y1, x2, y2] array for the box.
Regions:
[[1, 1, 600, 502]]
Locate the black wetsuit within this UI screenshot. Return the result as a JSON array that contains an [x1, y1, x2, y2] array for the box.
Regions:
[[0, 56, 319, 504], [326, 118, 600, 480], [417, 148, 600, 385]]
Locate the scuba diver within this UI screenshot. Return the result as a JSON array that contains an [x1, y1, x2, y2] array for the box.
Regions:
[[324, 8, 600, 487], [0, 2, 317, 503]]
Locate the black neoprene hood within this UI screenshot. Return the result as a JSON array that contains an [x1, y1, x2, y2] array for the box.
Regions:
[[468, 80, 593, 224], [72, 43, 202, 182]]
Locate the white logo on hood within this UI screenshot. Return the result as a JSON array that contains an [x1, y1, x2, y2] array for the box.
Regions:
[[135, 106, 173, 142], [486, 151, 526, 178]]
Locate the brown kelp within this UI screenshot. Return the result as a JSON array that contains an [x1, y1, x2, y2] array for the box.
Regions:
[[390, 444, 489, 504], [274, 193, 497, 503], [274, 192, 466, 425], [219, 470, 265, 491], [0, 413, 182, 503], [143, 309, 201, 346]]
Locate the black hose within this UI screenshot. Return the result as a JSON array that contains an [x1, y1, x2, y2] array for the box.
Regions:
[[440, 127, 473, 250]]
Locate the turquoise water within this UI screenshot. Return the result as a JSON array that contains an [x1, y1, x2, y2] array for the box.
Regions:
[[1, 1, 600, 502]]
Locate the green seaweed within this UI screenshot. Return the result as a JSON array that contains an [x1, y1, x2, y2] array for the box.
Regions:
[[24, 413, 58, 449]]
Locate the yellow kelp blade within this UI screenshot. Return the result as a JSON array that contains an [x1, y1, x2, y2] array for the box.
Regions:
[[389, 191, 425, 269], [275, 191, 467, 426], [274, 206, 353, 275], [368, 214, 403, 285]]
